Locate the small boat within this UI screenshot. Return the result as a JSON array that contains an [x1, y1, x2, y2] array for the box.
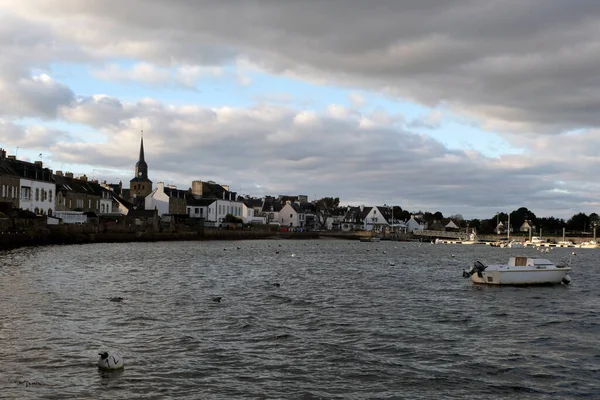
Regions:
[[462, 256, 571, 285], [579, 240, 599, 249], [360, 236, 381, 242]]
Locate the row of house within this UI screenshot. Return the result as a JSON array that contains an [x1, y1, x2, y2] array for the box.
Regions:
[[0, 145, 441, 232]]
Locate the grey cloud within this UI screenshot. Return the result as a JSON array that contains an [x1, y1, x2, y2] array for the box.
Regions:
[[0, 120, 72, 148], [11, 0, 600, 132], [46, 100, 600, 218]]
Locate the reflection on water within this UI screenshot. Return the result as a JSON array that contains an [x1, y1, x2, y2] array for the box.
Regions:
[[0, 240, 599, 399]]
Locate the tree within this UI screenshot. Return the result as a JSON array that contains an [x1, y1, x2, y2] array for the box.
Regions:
[[566, 212, 590, 232], [314, 197, 340, 230], [223, 214, 243, 224], [509, 207, 537, 234]]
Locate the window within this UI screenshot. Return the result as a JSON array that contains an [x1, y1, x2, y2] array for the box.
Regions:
[[49, 190, 52, 203], [35, 188, 39, 201], [195, 208, 199, 213], [2, 185, 5, 197], [21, 187, 31, 200], [290, 214, 293, 218]]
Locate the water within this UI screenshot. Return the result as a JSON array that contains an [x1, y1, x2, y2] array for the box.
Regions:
[[0, 240, 598, 399]]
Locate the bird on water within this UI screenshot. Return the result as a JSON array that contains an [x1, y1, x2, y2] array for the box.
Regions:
[[97, 351, 124, 370]]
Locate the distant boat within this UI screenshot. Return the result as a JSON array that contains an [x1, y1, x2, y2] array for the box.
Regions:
[[462, 256, 571, 285], [578, 240, 599, 249], [461, 232, 479, 245], [360, 236, 381, 242]]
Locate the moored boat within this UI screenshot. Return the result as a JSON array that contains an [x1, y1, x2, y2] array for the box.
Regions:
[[462, 256, 571, 285]]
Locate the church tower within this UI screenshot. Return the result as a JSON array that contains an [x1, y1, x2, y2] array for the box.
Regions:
[[129, 135, 152, 205]]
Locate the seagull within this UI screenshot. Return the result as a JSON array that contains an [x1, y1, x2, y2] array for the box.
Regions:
[[97, 352, 124, 370]]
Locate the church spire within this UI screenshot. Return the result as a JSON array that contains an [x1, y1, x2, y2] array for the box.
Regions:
[[138, 135, 145, 163]]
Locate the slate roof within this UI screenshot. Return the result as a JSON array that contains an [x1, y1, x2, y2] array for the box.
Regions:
[[54, 175, 107, 197], [164, 186, 187, 199], [377, 206, 393, 224], [241, 197, 263, 209], [188, 197, 216, 207], [197, 181, 237, 199], [2, 159, 54, 182], [262, 197, 283, 212]]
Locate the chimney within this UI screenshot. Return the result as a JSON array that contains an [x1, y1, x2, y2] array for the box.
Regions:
[[65, 172, 74, 178], [158, 182, 164, 192], [0, 148, 5, 159], [79, 174, 88, 182], [222, 184, 230, 191], [7, 155, 16, 160], [55, 170, 63, 176], [192, 180, 203, 196], [34, 161, 43, 168]]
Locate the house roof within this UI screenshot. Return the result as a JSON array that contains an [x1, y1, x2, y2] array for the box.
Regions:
[[242, 197, 263, 208], [188, 197, 216, 207], [112, 194, 133, 209], [2, 159, 54, 182], [164, 186, 187, 199], [196, 181, 237, 200], [377, 206, 393, 224], [445, 220, 460, 229], [262, 197, 283, 212], [54, 175, 105, 196]]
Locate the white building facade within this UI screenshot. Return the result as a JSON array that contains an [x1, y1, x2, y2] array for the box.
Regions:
[[19, 178, 56, 216], [145, 182, 170, 216]]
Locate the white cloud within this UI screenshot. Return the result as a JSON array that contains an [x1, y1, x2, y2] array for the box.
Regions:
[[348, 92, 366, 108]]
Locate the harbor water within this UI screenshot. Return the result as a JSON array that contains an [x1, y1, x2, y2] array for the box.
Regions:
[[1, 240, 599, 399]]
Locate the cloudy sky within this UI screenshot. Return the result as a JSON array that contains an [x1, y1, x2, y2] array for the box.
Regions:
[[2, 0, 600, 219]]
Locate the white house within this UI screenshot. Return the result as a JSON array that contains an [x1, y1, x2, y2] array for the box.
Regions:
[[241, 202, 265, 224], [406, 215, 428, 232], [99, 188, 113, 215], [187, 196, 244, 226], [187, 198, 215, 219], [145, 182, 170, 216], [19, 177, 55, 216], [279, 202, 306, 228], [363, 206, 392, 232]]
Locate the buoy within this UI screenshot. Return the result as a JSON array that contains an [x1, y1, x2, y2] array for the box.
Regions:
[[291, 253, 296, 257], [97, 352, 124, 370], [572, 251, 576, 255]]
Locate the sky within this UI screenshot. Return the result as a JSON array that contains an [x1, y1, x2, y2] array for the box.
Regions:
[[1, 0, 600, 220]]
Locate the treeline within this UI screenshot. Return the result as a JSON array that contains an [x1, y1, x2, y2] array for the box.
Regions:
[[394, 206, 599, 235]]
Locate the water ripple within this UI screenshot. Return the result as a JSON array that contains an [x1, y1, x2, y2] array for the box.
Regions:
[[1, 241, 599, 399]]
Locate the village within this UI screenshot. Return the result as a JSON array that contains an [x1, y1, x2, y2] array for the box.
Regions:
[[0, 139, 434, 236], [0, 138, 597, 247]]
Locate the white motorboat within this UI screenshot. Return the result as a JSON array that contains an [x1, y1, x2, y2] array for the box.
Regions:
[[462, 256, 571, 285], [578, 240, 599, 249]]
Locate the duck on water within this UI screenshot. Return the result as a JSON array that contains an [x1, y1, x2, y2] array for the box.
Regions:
[[462, 256, 572, 285]]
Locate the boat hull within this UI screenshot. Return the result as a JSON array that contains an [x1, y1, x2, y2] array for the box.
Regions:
[[472, 268, 571, 285]]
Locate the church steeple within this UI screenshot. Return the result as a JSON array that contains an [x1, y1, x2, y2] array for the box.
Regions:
[[138, 136, 146, 163], [135, 135, 149, 180], [130, 131, 152, 204]]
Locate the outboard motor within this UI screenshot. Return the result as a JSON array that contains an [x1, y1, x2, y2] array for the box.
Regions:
[[462, 260, 487, 278], [562, 274, 571, 285]]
